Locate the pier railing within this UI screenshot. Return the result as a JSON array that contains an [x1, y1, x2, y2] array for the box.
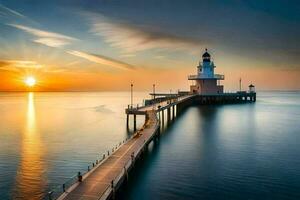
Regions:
[[126, 94, 184, 111], [44, 135, 137, 200], [127, 103, 147, 111], [47, 110, 159, 200], [188, 74, 224, 80], [99, 113, 160, 200], [126, 96, 182, 113]]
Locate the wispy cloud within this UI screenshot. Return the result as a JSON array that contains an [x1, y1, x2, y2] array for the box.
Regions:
[[0, 60, 42, 72], [0, 4, 38, 25], [88, 14, 202, 53], [67, 50, 135, 70], [8, 24, 78, 47], [155, 55, 166, 59], [0, 59, 70, 74], [0, 4, 26, 18], [33, 37, 71, 48], [120, 54, 136, 58]]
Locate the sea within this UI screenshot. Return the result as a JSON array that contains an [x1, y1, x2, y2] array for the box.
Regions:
[[0, 91, 300, 200]]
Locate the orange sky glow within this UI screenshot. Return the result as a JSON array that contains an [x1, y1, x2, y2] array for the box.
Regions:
[[1, 63, 299, 92], [0, 2, 299, 92]]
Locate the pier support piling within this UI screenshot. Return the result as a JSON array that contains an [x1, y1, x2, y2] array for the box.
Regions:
[[124, 166, 129, 182], [126, 114, 129, 127], [167, 108, 171, 124], [162, 110, 164, 128], [133, 114, 137, 131], [172, 105, 175, 119]]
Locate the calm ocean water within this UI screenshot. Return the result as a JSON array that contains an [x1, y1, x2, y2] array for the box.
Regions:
[[0, 92, 147, 200], [1, 91, 300, 199]]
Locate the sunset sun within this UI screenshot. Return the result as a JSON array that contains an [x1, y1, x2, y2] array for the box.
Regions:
[[25, 76, 36, 87]]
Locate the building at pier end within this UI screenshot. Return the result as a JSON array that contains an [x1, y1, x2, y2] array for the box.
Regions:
[[189, 49, 224, 94]]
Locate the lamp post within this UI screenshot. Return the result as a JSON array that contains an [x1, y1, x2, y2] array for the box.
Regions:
[[153, 84, 155, 100], [130, 83, 133, 108]]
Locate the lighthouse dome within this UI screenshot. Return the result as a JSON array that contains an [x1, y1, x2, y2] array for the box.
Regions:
[[202, 49, 211, 62], [202, 51, 210, 58]]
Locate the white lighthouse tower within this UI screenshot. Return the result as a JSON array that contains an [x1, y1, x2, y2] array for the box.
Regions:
[[188, 49, 224, 94]]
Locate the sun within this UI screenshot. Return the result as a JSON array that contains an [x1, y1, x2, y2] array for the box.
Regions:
[[25, 76, 36, 87]]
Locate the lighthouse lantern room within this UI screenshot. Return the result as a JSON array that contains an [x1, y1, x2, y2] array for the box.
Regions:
[[188, 49, 224, 94]]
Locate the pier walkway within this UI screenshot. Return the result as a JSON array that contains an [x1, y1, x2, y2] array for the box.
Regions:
[[58, 111, 160, 200], [55, 92, 255, 200], [56, 95, 194, 200], [126, 94, 194, 114]]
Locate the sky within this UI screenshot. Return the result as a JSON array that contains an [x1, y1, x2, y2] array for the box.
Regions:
[[0, 0, 299, 92]]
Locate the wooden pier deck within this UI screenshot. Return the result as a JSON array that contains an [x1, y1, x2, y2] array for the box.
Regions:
[[56, 92, 255, 200], [58, 110, 160, 200], [126, 94, 195, 115]]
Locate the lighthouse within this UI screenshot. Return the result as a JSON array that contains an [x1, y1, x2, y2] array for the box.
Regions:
[[188, 49, 224, 94]]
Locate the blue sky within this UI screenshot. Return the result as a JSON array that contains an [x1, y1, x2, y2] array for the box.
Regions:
[[0, 0, 299, 91]]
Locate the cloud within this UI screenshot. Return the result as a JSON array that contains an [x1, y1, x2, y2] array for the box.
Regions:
[[0, 4, 26, 18], [33, 37, 71, 48], [0, 4, 38, 25], [0, 60, 42, 72], [67, 50, 135, 70], [120, 54, 136, 58], [155, 55, 166, 59], [87, 14, 202, 53], [0, 59, 70, 74], [8, 24, 78, 47]]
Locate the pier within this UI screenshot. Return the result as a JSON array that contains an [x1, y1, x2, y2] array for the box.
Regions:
[[55, 94, 193, 200], [56, 110, 159, 200], [55, 92, 255, 200]]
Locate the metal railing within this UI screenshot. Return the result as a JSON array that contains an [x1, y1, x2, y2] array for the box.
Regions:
[[99, 112, 160, 200], [45, 111, 160, 200], [127, 103, 147, 110], [126, 97, 178, 112], [188, 74, 224, 80], [44, 135, 136, 200]]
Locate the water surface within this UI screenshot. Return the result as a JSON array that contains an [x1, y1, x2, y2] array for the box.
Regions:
[[0, 92, 146, 199], [1, 91, 300, 200]]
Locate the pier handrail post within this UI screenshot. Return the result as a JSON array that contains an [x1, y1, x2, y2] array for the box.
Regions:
[[131, 152, 135, 162], [111, 180, 115, 200], [77, 171, 82, 182], [48, 191, 53, 200], [130, 83, 133, 108], [153, 84, 156, 100]]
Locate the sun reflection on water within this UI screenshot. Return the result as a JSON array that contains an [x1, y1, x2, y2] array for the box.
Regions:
[[13, 92, 46, 200]]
